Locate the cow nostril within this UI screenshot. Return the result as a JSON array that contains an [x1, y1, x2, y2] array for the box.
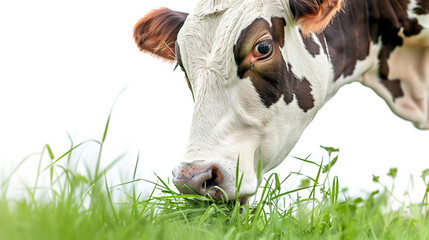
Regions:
[[201, 166, 224, 196], [202, 167, 218, 190]]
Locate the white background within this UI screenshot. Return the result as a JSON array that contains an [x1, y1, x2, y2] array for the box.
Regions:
[[0, 0, 428, 201]]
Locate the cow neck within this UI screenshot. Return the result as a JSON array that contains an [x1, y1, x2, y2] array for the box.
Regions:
[[321, 0, 423, 99]]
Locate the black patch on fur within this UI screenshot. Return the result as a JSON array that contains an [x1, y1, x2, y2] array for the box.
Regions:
[[414, 0, 429, 15], [321, 0, 423, 100], [234, 18, 315, 112], [300, 30, 321, 57]]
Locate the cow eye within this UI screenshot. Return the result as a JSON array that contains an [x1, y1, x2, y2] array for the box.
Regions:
[[255, 40, 273, 57]]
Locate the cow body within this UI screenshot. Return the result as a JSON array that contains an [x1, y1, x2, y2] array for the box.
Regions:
[[134, 0, 429, 202]]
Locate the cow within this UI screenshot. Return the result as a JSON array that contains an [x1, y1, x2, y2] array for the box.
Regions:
[[133, 0, 429, 203]]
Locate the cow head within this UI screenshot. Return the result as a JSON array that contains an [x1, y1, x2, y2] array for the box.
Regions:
[[134, 0, 343, 202]]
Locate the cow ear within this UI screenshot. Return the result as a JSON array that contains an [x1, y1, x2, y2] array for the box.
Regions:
[[133, 8, 188, 62], [289, 0, 344, 36]]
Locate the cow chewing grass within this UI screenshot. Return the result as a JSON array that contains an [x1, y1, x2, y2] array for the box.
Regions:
[[0, 123, 429, 240], [1, 110, 429, 239], [134, 0, 429, 202]]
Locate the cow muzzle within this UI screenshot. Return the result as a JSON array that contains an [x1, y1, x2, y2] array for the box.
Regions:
[[172, 161, 228, 200]]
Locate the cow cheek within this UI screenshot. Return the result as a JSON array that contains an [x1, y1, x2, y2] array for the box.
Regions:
[[244, 51, 289, 108], [244, 71, 282, 108]]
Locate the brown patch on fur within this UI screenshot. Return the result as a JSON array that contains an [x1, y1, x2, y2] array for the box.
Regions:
[[286, 63, 315, 111], [320, 0, 422, 101], [368, 0, 422, 99], [234, 18, 315, 112], [414, 0, 429, 15], [271, 17, 286, 48], [317, 34, 328, 56], [289, 0, 344, 36], [300, 30, 320, 57], [378, 45, 405, 100], [133, 8, 188, 62], [321, 1, 372, 80], [381, 79, 404, 99]]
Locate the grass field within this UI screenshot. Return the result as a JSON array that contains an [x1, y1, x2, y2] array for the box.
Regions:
[[1, 113, 429, 239]]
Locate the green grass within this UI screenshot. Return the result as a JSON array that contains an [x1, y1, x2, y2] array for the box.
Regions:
[[1, 111, 429, 240]]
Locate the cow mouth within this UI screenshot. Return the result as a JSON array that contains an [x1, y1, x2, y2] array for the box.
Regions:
[[202, 167, 251, 204], [173, 164, 228, 199], [173, 162, 254, 204]]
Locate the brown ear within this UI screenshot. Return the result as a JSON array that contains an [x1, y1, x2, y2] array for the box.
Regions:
[[289, 0, 344, 36], [133, 8, 188, 62]]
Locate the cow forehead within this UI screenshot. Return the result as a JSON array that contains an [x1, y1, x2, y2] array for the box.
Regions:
[[181, 0, 287, 43], [192, 0, 241, 16], [177, 0, 287, 75]]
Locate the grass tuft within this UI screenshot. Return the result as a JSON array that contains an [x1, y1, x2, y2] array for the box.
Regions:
[[1, 115, 428, 239]]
